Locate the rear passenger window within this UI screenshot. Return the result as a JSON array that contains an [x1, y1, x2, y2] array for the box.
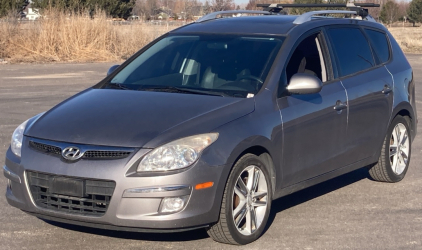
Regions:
[[327, 27, 375, 77], [364, 29, 390, 64]]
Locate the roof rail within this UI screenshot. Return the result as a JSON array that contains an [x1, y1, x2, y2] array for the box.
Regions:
[[195, 10, 271, 23], [293, 10, 357, 24]]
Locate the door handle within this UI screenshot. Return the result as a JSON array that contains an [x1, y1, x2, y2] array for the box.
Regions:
[[382, 85, 393, 94], [334, 100, 347, 111]]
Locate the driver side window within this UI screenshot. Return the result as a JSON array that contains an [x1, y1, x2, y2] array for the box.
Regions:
[[280, 32, 327, 96]]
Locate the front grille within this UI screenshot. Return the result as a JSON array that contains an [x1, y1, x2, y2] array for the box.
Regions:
[[27, 171, 115, 217], [29, 140, 133, 160], [30, 141, 61, 156], [83, 151, 131, 159]]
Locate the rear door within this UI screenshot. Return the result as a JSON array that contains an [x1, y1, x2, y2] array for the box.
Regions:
[[325, 26, 394, 165]]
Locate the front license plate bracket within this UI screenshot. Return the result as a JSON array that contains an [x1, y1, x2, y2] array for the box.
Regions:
[[51, 177, 85, 197]]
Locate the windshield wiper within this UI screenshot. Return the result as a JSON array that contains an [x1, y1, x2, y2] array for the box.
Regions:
[[138, 86, 230, 97], [105, 82, 132, 90]]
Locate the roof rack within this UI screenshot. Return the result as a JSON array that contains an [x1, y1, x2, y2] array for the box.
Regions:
[[257, 3, 380, 10], [195, 10, 271, 23], [258, 3, 379, 21], [194, 3, 379, 24], [293, 10, 356, 24]]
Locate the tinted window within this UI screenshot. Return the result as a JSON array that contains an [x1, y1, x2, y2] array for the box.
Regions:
[[286, 33, 325, 83], [327, 27, 375, 77], [365, 29, 390, 64]]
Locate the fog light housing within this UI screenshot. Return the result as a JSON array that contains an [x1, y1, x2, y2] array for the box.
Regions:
[[159, 195, 189, 214]]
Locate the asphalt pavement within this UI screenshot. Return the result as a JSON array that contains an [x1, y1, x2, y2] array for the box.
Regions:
[[0, 56, 421, 250]]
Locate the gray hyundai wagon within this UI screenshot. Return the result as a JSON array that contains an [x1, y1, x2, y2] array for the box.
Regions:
[[4, 5, 417, 245]]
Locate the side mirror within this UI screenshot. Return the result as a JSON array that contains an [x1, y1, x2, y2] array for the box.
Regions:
[[107, 65, 120, 76], [286, 73, 322, 95]]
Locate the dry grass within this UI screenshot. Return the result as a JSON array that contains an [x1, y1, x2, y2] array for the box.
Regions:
[[1, 12, 422, 63], [0, 10, 177, 63], [389, 27, 422, 54]]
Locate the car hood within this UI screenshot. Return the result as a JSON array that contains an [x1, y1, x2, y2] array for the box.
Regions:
[[25, 89, 254, 148]]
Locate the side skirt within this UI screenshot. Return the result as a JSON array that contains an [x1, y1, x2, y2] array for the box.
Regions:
[[274, 157, 375, 199]]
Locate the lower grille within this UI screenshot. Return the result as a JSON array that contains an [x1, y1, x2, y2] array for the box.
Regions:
[[27, 171, 115, 217]]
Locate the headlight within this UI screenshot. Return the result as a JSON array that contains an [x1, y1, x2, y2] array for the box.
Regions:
[[11, 119, 30, 157], [137, 133, 219, 172]]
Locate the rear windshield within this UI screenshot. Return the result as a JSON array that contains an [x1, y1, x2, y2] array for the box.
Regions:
[[105, 34, 283, 98]]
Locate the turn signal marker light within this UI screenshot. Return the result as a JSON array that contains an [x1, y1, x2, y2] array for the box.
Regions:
[[195, 182, 214, 190]]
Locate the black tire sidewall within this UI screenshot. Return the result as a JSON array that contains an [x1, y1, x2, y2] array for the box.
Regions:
[[224, 154, 272, 245], [382, 116, 412, 182]]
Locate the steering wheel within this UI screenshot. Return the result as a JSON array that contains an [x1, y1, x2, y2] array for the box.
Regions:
[[236, 75, 264, 84]]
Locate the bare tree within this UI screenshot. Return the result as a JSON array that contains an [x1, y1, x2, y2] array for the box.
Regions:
[[182, 0, 201, 21], [397, 0, 409, 20], [134, 0, 159, 20], [211, 0, 235, 11], [245, 0, 258, 10], [246, 0, 286, 10], [203, 0, 212, 14]]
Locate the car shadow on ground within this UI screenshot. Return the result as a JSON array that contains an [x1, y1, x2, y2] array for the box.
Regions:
[[263, 167, 370, 234], [42, 167, 370, 242]]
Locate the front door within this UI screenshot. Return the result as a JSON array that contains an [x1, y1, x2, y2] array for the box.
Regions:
[[277, 31, 348, 188]]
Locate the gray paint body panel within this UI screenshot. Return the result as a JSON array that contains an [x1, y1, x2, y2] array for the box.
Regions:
[[25, 89, 253, 148]]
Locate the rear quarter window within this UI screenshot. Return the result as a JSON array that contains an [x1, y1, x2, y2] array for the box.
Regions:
[[327, 27, 375, 77], [364, 29, 390, 64]]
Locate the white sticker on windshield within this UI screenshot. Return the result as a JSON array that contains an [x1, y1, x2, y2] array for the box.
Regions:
[[247, 93, 254, 98]]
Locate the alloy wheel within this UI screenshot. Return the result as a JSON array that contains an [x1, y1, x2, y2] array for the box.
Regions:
[[389, 123, 410, 175], [232, 165, 268, 235]]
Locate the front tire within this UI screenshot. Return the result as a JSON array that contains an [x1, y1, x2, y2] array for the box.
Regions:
[[207, 154, 272, 245], [369, 115, 411, 182]]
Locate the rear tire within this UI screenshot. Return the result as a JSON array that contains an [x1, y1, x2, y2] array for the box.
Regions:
[[369, 116, 411, 182], [207, 154, 272, 245]]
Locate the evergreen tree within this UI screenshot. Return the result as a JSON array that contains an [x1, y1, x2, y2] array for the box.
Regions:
[[32, 0, 135, 19], [408, 0, 422, 24], [379, 0, 399, 24], [0, 0, 29, 18]]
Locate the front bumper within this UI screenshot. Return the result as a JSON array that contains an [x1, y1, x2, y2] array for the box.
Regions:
[[4, 140, 227, 231]]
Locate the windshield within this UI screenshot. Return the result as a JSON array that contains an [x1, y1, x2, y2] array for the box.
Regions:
[[104, 34, 284, 98]]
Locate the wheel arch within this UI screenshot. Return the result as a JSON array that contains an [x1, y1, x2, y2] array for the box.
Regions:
[[366, 101, 415, 166], [206, 141, 277, 244], [224, 138, 278, 197], [392, 101, 416, 142]]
